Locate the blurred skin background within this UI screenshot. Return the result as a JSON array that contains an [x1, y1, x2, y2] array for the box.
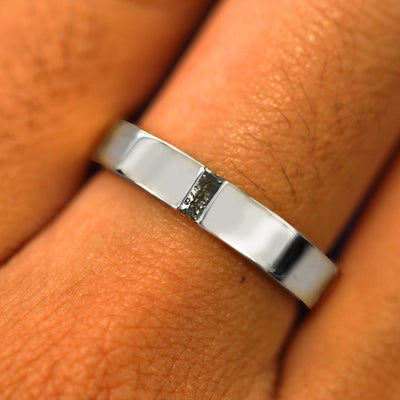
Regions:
[[0, 0, 400, 398]]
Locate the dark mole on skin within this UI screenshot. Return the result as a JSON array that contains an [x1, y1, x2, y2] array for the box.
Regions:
[[240, 276, 246, 283]]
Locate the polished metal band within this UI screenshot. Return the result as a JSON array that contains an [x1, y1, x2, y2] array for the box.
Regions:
[[94, 121, 337, 307]]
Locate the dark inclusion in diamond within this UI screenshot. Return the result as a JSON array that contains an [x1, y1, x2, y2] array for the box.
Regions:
[[178, 169, 224, 221]]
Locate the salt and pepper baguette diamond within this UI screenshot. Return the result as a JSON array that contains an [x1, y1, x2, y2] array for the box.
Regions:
[[94, 121, 338, 307], [178, 169, 224, 221]]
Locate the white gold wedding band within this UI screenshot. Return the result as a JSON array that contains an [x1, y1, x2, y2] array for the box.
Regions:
[[94, 121, 337, 307]]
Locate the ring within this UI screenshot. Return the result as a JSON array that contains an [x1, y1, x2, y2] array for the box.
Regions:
[[94, 121, 337, 307]]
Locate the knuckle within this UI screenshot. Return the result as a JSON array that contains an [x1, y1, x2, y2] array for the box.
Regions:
[[0, 251, 238, 399]]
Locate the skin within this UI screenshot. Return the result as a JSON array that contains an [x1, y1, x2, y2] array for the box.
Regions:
[[0, 0, 214, 262], [0, 0, 399, 398]]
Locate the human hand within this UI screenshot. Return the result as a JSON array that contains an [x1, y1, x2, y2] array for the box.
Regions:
[[0, 0, 400, 398]]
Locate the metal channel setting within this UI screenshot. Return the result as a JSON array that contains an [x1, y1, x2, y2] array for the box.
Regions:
[[94, 121, 338, 307]]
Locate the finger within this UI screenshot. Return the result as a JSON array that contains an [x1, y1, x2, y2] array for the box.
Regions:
[[0, 0, 214, 262], [278, 148, 400, 400], [1, 0, 400, 398], [143, 0, 400, 250], [0, 174, 291, 399]]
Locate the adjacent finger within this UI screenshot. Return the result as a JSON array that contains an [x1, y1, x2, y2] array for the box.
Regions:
[[0, 0, 214, 262], [278, 149, 400, 400]]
